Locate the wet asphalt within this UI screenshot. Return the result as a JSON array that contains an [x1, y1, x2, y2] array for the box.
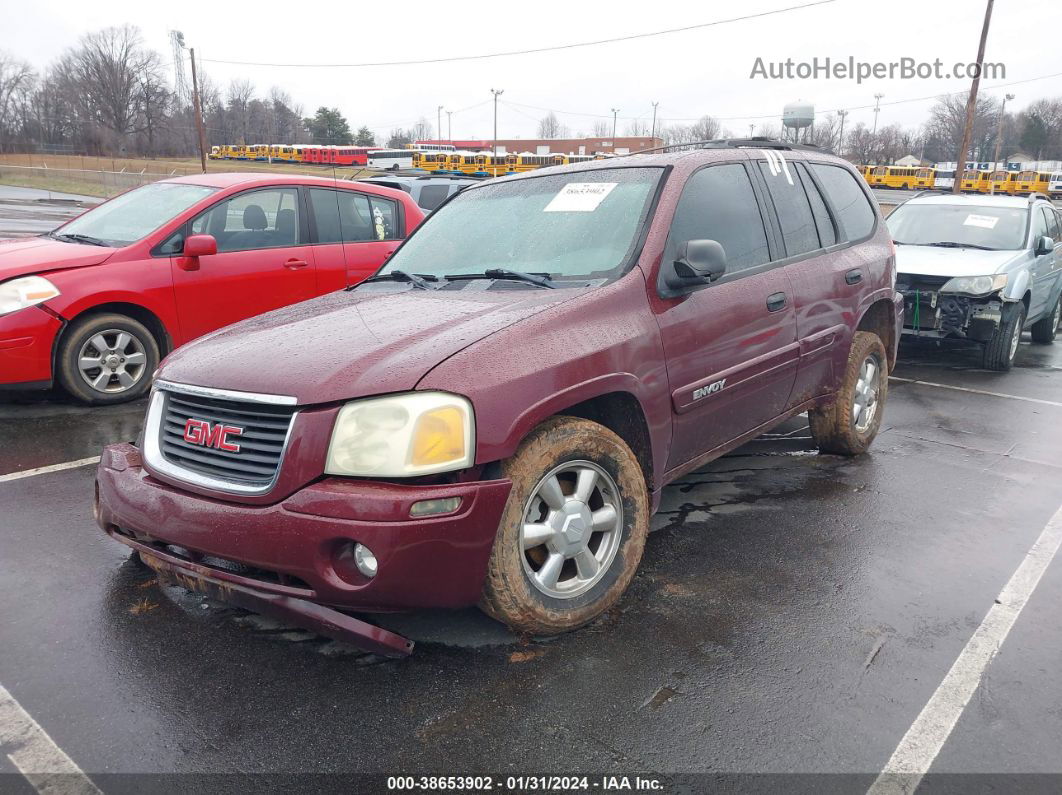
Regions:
[[2, 190, 1062, 792]]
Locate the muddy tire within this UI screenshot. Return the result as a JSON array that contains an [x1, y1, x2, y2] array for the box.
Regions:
[[1030, 296, 1060, 344], [809, 331, 888, 456], [56, 313, 159, 405], [480, 416, 649, 635], [982, 302, 1025, 371]]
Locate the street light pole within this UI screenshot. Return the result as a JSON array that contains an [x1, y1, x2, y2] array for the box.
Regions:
[[491, 89, 504, 173], [872, 93, 884, 135], [650, 102, 659, 143], [446, 110, 452, 142], [611, 108, 619, 141], [836, 109, 848, 156], [437, 105, 443, 143], [991, 92, 1015, 176], [954, 0, 995, 194]]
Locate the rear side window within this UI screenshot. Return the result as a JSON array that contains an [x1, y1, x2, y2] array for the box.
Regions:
[[417, 184, 452, 212], [369, 196, 399, 240], [665, 163, 771, 273], [757, 160, 819, 257], [310, 188, 376, 243], [797, 163, 837, 247], [809, 163, 876, 242]]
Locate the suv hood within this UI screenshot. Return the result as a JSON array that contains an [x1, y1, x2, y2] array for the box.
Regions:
[[0, 236, 116, 282], [895, 245, 1021, 278], [159, 285, 580, 404]]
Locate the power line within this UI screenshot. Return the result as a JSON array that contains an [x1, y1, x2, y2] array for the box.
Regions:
[[198, 1, 834, 68]]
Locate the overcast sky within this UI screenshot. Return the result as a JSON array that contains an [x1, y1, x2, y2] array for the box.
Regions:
[[5, 0, 1061, 141]]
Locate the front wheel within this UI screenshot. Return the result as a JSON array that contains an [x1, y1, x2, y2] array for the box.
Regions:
[[809, 331, 888, 456], [1030, 296, 1061, 344], [982, 303, 1025, 371], [56, 313, 159, 404], [480, 416, 649, 635]]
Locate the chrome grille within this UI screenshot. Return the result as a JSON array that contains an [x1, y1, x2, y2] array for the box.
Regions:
[[157, 390, 296, 488]]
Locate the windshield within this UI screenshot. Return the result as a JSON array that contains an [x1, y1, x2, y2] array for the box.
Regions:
[[380, 167, 662, 281], [55, 182, 217, 247], [886, 203, 1027, 250]]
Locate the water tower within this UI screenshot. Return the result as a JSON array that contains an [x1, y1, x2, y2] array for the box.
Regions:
[[782, 100, 815, 144]]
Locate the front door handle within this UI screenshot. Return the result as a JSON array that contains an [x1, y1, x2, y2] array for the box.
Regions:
[[766, 292, 787, 312], [284, 258, 309, 269], [845, 268, 863, 285]]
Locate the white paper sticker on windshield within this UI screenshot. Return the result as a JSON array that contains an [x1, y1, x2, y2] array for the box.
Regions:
[[964, 213, 999, 229], [544, 182, 618, 212]]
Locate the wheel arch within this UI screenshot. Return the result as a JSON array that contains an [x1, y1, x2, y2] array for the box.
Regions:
[[54, 302, 174, 373], [855, 297, 898, 371]]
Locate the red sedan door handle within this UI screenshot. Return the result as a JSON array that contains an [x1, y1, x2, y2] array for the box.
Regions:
[[284, 258, 309, 269]]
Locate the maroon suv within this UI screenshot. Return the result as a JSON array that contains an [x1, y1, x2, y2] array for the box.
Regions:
[[96, 142, 902, 655]]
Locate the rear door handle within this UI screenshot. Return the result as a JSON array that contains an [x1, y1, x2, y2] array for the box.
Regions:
[[766, 292, 788, 312], [845, 268, 863, 285], [284, 258, 309, 269]]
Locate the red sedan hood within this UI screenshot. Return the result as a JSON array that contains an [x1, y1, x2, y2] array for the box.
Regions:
[[159, 285, 581, 405], [0, 237, 116, 280]]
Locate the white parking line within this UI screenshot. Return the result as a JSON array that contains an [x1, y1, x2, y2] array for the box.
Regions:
[[0, 457, 100, 484], [869, 502, 1062, 794], [0, 682, 101, 794], [889, 376, 1062, 408]]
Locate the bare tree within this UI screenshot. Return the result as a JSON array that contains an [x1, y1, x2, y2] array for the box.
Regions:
[[591, 120, 611, 137], [411, 117, 433, 141], [226, 79, 254, 143], [689, 116, 724, 141], [538, 112, 562, 138], [0, 51, 35, 152]]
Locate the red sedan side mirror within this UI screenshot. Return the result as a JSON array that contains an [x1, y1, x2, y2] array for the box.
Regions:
[[184, 234, 217, 257]]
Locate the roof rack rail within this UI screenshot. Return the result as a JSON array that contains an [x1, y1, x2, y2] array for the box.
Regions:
[[1027, 192, 1052, 203], [629, 137, 825, 156]]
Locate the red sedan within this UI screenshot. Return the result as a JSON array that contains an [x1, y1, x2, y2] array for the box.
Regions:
[[0, 173, 423, 403]]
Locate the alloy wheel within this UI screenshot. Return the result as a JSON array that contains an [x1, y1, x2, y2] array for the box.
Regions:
[[852, 354, 881, 433], [77, 329, 149, 394]]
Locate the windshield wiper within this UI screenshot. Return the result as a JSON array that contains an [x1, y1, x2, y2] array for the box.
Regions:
[[446, 268, 556, 289], [352, 270, 439, 290], [926, 241, 996, 251], [53, 232, 110, 247]]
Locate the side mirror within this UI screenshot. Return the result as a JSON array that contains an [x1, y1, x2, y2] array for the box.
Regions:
[[1035, 235, 1054, 256], [661, 239, 728, 297], [184, 234, 217, 258]]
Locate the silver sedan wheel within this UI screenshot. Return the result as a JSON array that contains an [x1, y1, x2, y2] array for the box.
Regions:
[[519, 460, 623, 600], [77, 329, 148, 394], [1009, 312, 1024, 361], [1052, 300, 1061, 334], [852, 354, 881, 433]]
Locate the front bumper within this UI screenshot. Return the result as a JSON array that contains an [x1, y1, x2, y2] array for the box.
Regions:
[[898, 286, 1002, 342], [0, 306, 61, 387], [95, 443, 513, 615]]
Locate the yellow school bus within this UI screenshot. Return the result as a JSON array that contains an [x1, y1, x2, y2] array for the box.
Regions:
[[1013, 170, 1052, 195], [959, 169, 991, 193], [868, 166, 888, 187], [208, 146, 221, 160], [873, 166, 935, 189], [986, 170, 1018, 195], [414, 152, 454, 172]]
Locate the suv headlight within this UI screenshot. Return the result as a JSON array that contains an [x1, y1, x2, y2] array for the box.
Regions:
[[0, 276, 61, 317], [939, 273, 1008, 297], [325, 391, 475, 477]]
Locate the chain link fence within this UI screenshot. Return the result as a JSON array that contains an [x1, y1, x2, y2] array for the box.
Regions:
[[0, 164, 187, 198]]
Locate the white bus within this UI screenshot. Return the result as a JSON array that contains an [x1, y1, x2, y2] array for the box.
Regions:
[[933, 169, 956, 191], [412, 142, 456, 152], [1049, 172, 1062, 199], [368, 149, 416, 170]]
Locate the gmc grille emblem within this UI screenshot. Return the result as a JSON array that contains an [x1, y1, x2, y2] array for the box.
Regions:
[[183, 418, 243, 452]]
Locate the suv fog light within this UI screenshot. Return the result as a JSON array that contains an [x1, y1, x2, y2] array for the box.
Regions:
[[410, 496, 462, 517], [353, 543, 378, 578]]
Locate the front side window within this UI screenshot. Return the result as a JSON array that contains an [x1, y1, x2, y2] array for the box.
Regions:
[[57, 182, 217, 248], [757, 160, 820, 257], [1040, 206, 1060, 241], [663, 163, 771, 274], [810, 163, 876, 241], [191, 188, 301, 252], [381, 167, 661, 281], [886, 203, 1028, 251]]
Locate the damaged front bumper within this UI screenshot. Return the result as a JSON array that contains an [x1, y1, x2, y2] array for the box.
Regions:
[[898, 279, 1005, 342]]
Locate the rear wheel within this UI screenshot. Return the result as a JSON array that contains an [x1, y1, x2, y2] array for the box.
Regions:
[[56, 313, 159, 404], [480, 416, 649, 635], [983, 303, 1025, 370], [809, 331, 888, 456], [1030, 296, 1061, 344]]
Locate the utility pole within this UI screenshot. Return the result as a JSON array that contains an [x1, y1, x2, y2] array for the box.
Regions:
[[650, 102, 659, 143], [446, 110, 452, 142], [836, 109, 848, 155], [749, 123, 755, 137], [189, 47, 208, 174], [954, 0, 995, 194], [437, 105, 443, 142], [871, 93, 884, 135], [491, 89, 504, 169], [611, 108, 620, 140]]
